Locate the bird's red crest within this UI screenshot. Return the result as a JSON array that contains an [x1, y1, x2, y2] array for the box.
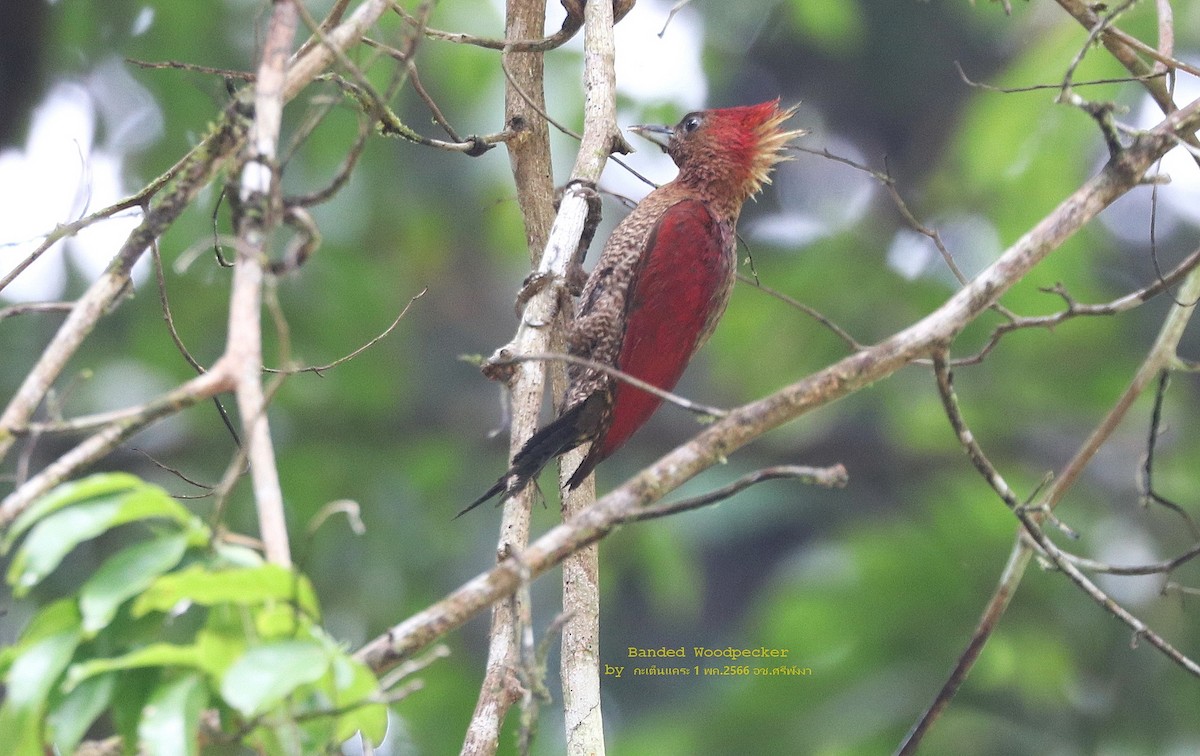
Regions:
[[700, 99, 805, 201]]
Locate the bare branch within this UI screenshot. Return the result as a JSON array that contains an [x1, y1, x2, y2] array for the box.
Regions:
[[0, 0, 396, 472], [558, 0, 625, 749], [898, 539, 1034, 756], [1054, 0, 1200, 169], [462, 0, 559, 748], [928, 352, 1200, 679], [1039, 263, 1200, 517], [0, 301, 74, 321], [0, 106, 250, 464], [228, 0, 299, 568], [905, 215, 1200, 752], [0, 366, 234, 527]]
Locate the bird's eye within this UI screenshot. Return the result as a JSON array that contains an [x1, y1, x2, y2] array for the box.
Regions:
[[681, 114, 703, 133]]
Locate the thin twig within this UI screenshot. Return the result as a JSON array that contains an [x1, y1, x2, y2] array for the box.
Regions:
[[490, 351, 727, 419], [306, 499, 365, 537], [268, 289, 426, 376], [131, 447, 216, 492], [657, 0, 694, 37], [288, 117, 367, 208], [897, 538, 1032, 756], [1056, 542, 1200, 576], [293, 0, 390, 123], [151, 241, 206, 374], [360, 36, 464, 142], [0, 152, 189, 295], [293, 0, 356, 60], [1060, 0, 1139, 99], [624, 464, 848, 523], [331, 73, 516, 155], [954, 60, 1166, 93], [793, 145, 980, 290], [125, 57, 255, 81], [391, 1, 583, 53], [737, 273, 865, 351], [1109, 11, 1200, 78], [377, 644, 451, 694], [954, 245, 1200, 366], [499, 55, 582, 142], [1054, 0, 1200, 171], [151, 241, 242, 446], [1138, 370, 1200, 539]]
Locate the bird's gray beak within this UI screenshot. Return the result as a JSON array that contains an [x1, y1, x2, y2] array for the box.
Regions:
[[628, 123, 672, 152]]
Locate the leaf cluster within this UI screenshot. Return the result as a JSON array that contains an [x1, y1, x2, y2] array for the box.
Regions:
[[0, 473, 387, 754]]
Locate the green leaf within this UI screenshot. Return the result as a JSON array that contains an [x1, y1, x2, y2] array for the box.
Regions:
[[66, 643, 207, 691], [0, 599, 79, 675], [137, 672, 208, 756], [193, 607, 251, 675], [220, 640, 330, 717], [332, 699, 389, 746], [254, 602, 310, 640], [212, 540, 265, 568], [47, 671, 116, 753], [2, 472, 142, 553], [7, 485, 197, 597], [109, 668, 158, 747], [328, 655, 387, 745], [133, 563, 320, 619], [0, 605, 83, 755], [80, 533, 190, 636]]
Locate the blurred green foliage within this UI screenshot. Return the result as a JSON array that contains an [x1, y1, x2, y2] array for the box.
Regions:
[[2, 0, 1199, 754], [0, 474, 385, 754]]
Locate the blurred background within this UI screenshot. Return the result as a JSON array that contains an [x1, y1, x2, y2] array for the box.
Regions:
[[3, 0, 1200, 753]]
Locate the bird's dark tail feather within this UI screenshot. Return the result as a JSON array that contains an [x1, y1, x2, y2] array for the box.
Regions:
[[456, 393, 606, 518]]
